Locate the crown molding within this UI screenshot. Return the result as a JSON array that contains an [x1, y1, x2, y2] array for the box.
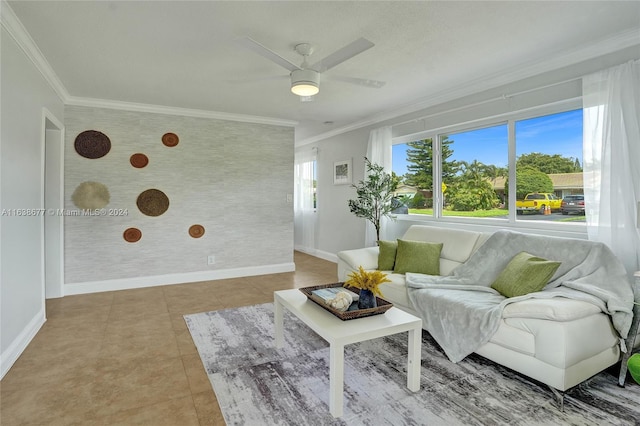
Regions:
[[66, 96, 298, 127], [296, 28, 640, 147], [0, 0, 69, 102]]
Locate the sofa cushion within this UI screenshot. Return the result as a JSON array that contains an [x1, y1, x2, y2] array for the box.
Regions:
[[440, 258, 466, 277], [393, 239, 442, 275], [502, 298, 601, 321], [501, 313, 618, 368], [377, 240, 398, 271], [491, 252, 561, 298], [401, 225, 484, 264], [487, 319, 535, 356], [378, 274, 410, 307]]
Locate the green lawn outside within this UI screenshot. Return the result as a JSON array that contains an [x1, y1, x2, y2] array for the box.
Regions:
[[407, 208, 587, 222], [558, 215, 587, 222], [408, 208, 509, 218]]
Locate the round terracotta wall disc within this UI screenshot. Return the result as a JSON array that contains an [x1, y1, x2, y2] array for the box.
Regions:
[[123, 227, 142, 243], [162, 132, 179, 147], [75, 130, 111, 159], [136, 189, 170, 217], [189, 224, 205, 238], [130, 153, 149, 168]]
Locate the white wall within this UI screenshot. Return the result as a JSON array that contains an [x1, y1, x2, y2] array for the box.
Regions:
[[314, 128, 370, 255], [63, 106, 294, 293], [298, 45, 640, 257], [0, 26, 65, 377]]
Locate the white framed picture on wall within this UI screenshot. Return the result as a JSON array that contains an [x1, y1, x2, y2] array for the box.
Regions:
[[333, 159, 352, 185]]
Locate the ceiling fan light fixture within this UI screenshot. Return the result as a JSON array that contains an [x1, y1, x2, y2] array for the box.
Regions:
[[291, 69, 320, 96]]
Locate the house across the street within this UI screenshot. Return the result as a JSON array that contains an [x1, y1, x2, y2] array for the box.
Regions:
[[489, 172, 584, 201]]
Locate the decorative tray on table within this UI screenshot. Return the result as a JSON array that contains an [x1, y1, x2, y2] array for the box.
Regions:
[[299, 282, 393, 321]]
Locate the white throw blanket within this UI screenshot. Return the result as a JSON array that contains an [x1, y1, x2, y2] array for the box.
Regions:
[[406, 230, 635, 363]]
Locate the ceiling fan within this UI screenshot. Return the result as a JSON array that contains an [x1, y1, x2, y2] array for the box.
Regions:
[[238, 36, 385, 99]]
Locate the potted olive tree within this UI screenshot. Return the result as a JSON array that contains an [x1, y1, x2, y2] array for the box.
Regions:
[[348, 157, 398, 243]]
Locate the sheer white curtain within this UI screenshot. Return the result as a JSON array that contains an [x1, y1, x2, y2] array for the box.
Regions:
[[294, 147, 317, 253], [583, 59, 640, 276], [364, 126, 393, 247]]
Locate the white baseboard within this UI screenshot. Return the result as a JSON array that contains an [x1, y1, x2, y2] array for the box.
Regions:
[[64, 262, 296, 295], [1, 308, 46, 380], [294, 246, 338, 263], [312, 249, 338, 263]]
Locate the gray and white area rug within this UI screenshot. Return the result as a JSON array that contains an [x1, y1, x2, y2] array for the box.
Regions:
[[185, 303, 640, 425]]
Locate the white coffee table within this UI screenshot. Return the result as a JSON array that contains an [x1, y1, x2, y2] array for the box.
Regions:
[[274, 288, 422, 417]]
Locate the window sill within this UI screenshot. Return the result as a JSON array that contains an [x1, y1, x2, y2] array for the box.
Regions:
[[393, 213, 588, 239]]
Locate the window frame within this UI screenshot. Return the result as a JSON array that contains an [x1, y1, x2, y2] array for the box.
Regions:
[[391, 97, 585, 232]]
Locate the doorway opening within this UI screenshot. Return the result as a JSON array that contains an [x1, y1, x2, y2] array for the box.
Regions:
[[42, 109, 64, 299]]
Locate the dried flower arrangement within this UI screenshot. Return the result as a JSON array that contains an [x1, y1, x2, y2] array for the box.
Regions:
[[345, 266, 391, 297]]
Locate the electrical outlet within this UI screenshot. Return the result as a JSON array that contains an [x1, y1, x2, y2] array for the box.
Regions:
[[207, 255, 215, 265], [286, 193, 293, 203]]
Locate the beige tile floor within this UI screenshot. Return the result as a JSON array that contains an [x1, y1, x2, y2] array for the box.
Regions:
[[1, 251, 338, 425]]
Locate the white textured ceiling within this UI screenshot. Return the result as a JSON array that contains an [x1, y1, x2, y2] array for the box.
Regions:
[[8, 1, 640, 143]]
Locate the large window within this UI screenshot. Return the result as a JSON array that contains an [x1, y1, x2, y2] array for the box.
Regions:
[[392, 107, 584, 225], [440, 124, 508, 218], [514, 109, 584, 222]]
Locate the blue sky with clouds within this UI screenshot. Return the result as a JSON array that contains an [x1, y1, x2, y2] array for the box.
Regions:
[[392, 109, 583, 176]]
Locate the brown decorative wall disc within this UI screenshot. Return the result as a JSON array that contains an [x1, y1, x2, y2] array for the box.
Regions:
[[130, 153, 149, 168], [189, 224, 205, 238], [72, 181, 110, 209], [123, 227, 142, 243], [136, 189, 170, 217], [75, 130, 111, 159], [162, 132, 179, 147]]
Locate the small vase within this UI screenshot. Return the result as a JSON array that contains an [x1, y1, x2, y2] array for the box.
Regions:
[[358, 289, 377, 309]]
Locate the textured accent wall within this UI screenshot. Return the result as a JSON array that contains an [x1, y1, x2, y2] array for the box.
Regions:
[[64, 106, 294, 284]]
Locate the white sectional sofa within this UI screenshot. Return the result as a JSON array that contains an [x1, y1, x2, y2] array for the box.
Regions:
[[337, 225, 640, 396]]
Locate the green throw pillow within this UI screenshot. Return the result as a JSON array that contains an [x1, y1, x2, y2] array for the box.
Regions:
[[377, 240, 398, 271], [393, 239, 442, 275], [628, 353, 640, 385], [491, 251, 561, 298]]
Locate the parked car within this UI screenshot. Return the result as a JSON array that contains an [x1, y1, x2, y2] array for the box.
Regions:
[[515, 193, 562, 214], [561, 194, 585, 215]]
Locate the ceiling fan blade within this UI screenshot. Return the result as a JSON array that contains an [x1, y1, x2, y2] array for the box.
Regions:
[[237, 37, 301, 72], [326, 74, 386, 89], [310, 37, 375, 72]]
